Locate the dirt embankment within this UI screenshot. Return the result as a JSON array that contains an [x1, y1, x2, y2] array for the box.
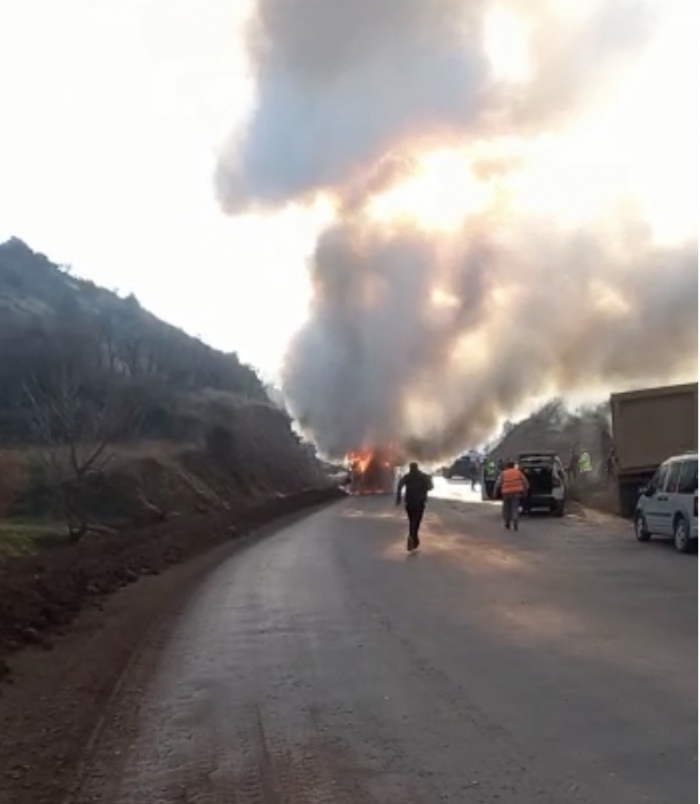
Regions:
[[0, 394, 338, 668], [0, 486, 344, 671]]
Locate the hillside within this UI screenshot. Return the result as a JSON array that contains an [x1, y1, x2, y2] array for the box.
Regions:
[[485, 398, 619, 515], [488, 399, 612, 472], [0, 239, 338, 662], [0, 238, 270, 439], [0, 235, 329, 511]]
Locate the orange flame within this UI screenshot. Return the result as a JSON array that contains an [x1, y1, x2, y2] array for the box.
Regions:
[[347, 448, 374, 474], [345, 445, 402, 495]]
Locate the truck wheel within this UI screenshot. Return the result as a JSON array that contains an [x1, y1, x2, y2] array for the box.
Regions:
[[673, 515, 692, 554], [634, 512, 651, 542]]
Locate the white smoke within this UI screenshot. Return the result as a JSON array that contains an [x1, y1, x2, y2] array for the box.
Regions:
[[216, 0, 697, 459], [216, 0, 652, 210], [281, 215, 696, 458]]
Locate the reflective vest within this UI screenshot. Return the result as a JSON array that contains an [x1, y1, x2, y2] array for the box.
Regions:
[[501, 467, 528, 495], [578, 451, 592, 474]]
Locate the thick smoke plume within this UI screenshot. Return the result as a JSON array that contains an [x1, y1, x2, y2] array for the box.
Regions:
[[282, 216, 696, 458], [216, 0, 651, 211], [217, 0, 697, 459]]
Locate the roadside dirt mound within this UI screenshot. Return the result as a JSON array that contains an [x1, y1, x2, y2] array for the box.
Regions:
[[0, 487, 344, 666], [576, 483, 620, 515]]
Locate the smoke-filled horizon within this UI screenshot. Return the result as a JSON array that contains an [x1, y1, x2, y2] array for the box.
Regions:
[[217, 0, 698, 460]]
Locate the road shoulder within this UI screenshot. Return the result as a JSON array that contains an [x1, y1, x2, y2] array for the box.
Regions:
[[0, 499, 341, 804]]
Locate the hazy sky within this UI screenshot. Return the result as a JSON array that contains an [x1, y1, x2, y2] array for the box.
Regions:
[[0, 0, 696, 382]]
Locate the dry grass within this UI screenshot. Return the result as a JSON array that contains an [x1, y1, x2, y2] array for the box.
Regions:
[[0, 519, 67, 557], [0, 394, 327, 544], [108, 440, 184, 462], [0, 449, 31, 517]]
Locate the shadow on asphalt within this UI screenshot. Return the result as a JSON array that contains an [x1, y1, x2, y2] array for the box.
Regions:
[[635, 538, 698, 557]]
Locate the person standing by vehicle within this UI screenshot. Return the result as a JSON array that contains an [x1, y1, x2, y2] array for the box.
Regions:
[[468, 456, 478, 491], [396, 462, 433, 551], [483, 458, 498, 499], [605, 446, 617, 484], [495, 461, 530, 531], [470, 455, 481, 491], [578, 448, 593, 490]]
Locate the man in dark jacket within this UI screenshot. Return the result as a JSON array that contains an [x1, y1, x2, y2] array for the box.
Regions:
[[396, 462, 434, 551]]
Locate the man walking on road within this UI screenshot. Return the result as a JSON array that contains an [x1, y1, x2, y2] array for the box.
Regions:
[[495, 461, 529, 531], [396, 462, 433, 551]]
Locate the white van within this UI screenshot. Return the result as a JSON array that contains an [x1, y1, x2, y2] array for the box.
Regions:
[[518, 452, 567, 517], [634, 452, 698, 553]]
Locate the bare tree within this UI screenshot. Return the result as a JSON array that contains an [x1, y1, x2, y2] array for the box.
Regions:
[[97, 310, 119, 373], [121, 332, 143, 378], [24, 369, 142, 541]]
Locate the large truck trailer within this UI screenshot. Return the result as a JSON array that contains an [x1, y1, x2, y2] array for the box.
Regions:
[[611, 382, 698, 517]]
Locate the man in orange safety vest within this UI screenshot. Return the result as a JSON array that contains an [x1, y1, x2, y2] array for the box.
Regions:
[[494, 461, 530, 531]]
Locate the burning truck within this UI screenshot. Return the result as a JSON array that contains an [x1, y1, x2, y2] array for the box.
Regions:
[[346, 447, 401, 495]]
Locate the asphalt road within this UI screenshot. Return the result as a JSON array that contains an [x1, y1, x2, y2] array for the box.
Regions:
[[75, 481, 697, 804]]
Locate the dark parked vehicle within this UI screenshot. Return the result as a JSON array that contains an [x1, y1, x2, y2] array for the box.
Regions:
[[445, 456, 470, 479], [445, 455, 480, 483]]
